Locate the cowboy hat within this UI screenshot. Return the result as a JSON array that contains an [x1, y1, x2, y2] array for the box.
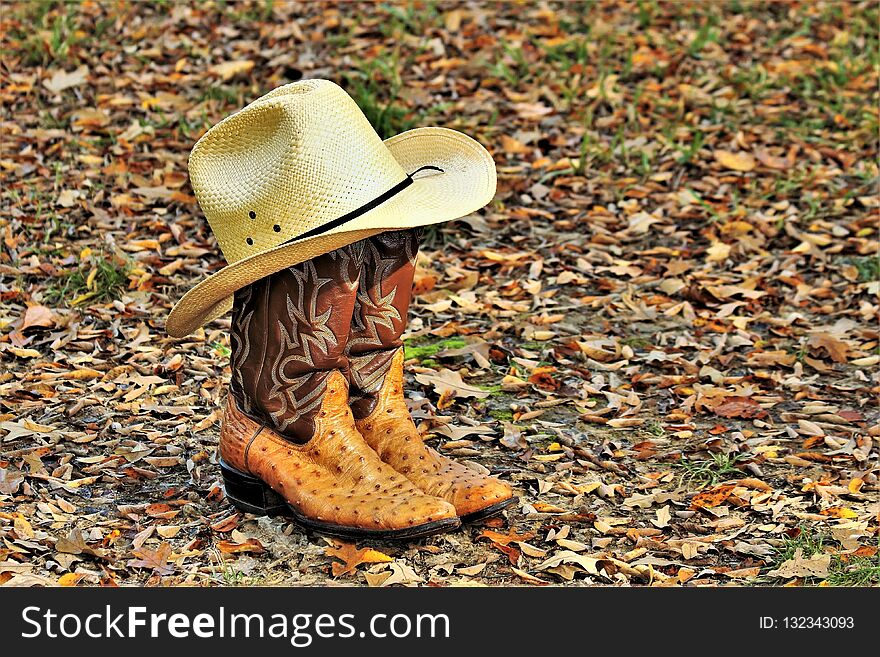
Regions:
[[165, 79, 496, 338]]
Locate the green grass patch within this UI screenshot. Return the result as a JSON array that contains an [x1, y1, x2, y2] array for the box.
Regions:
[[211, 341, 231, 358], [674, 452, 747, 488], [44, 253, 132, 307], [843, 255, 880, 282], [769, 525, 880, 586], [489, 407, 514, 422], [642, 419, 666, 438], [827, 555, 880, 586], [403, 337, 468, 361], [343, 56, 414, 140], [620, 336, 652, 349]]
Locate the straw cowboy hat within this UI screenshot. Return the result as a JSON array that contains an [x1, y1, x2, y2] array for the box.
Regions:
[[166, 79, 497, 337]]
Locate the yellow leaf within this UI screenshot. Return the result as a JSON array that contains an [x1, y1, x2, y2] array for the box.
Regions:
[[706, 241, 731, 262], [714, 150, 756, 172], [9, 347, 42, 358], [210, 60, 254, 80], [23, 419, 56, 432], [80, 247, 92, 260], [14, 514, 34, 538], [70, 291, 97, 306], [445, 8, 463, 32], [848, 478, 864, 494], [86, 267, 98, 290], [62, 368, 103, 380], [140, 96, 162, 110], [58, 573, 83, 587]]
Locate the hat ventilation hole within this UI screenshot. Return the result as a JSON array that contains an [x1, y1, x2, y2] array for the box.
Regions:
[[246, 237, 254, 246], [273, 224, 281, 232], [248, 210, 256, 219]]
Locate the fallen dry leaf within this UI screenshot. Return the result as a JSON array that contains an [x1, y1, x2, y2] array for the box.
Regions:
[[714, 149, 756, 172], [325, 541, 393, 577]]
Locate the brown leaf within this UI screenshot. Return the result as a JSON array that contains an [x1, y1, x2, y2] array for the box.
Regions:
[[807, 333, 849, 363], [145, 503, 180, 519], [767, 548, 830, 579], [0, 467, 24, 495], [20, 305, 56, 331], [714, 397, 768, 419], [414, 369, 489, 400], [127, 542, 175, 575], [754, 144, 798, 170], [499, 421, 527, 450], [55, 528, 107, 559], [746, 350, 796, 367]]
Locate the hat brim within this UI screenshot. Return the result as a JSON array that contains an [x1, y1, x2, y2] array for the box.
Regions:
[[165, 127, 496, 338]]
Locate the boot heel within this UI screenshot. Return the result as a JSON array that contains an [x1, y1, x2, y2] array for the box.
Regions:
[[219, 459, 288, 516]]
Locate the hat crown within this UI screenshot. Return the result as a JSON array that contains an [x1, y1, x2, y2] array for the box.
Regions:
[[188, 79, 406, 265]]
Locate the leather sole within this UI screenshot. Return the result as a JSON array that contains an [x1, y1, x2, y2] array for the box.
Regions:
[[460, 496, 518, 524], [219, 459, 460, 540]]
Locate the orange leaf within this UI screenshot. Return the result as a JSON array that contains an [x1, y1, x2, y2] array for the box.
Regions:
[[217, 538, 265, 554], [528, 366, 559, 391], [532, 502, 567, 513], [210, 514, 240, 533], [325, 541, 393, 577], [477, 528, 535, 546], [500, 134, 531, 155], [690, 484, 737, 509]]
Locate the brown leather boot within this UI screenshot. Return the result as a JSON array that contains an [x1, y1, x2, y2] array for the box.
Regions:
[[347, 230, 516, 521], [218, 243, 459, 540]]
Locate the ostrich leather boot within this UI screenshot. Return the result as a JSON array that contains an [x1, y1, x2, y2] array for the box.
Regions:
[[347, 230, 515, 521], [218, 243, 458, 540]]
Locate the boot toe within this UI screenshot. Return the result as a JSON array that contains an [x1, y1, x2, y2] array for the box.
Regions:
[[450, 477, 513, 517], [380, 493, 457, 531]]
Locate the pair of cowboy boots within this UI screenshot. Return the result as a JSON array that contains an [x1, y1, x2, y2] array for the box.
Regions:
[[217, 229, 514, 539]]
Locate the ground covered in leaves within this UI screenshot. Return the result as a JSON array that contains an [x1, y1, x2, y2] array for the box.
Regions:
[[1, 1, 878, 587]]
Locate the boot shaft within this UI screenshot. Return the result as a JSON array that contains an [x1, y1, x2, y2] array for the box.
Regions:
[[347, 228, 420, 418], [230, 242, 365, 443]]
